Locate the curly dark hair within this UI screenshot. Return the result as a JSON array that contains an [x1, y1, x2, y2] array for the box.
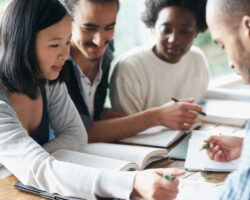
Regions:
[[142, 0, 207, 33]]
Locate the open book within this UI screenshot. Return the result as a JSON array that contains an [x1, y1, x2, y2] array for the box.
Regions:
[[119, 126, 189, 148], [201, 88, 250, 126], [14, 143, 167, 199], [199, 99, 250, 127], [185, 131, 239, 172], [119, 122, 201, 148], [53, 143, 167, 171]]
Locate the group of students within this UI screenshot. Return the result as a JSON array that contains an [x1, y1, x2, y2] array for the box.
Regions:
[[0, 0, 249, 199]]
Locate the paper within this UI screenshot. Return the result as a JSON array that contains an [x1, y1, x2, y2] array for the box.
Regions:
[[185, 131, 239, 172], [176, 178, 223, 200], [200, 99, 250, 126]]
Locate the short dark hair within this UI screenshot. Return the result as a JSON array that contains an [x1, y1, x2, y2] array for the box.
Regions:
[[61, 0, 120, 17], [208, 0, 250, 26], [142, 0, 207, 33], [0, 0, 69, 99]]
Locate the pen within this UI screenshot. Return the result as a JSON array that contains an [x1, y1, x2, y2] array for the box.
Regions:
[[199, 142, 210, 151], [171, 97, 206, 116], [164, 175, 175, 181]]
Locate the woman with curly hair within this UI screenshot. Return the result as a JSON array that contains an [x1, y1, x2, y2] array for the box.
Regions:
[[111, 0, 210, 130]]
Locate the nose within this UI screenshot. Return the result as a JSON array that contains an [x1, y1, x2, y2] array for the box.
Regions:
[[60, 45, 70, 62], [168, 31, 179, 44], [93, 31, 106, 47]]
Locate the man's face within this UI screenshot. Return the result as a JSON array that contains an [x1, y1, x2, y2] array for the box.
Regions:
[[207, 6, 250, 83], [153, 6, 197, 63], [71, 0, 118, 63]]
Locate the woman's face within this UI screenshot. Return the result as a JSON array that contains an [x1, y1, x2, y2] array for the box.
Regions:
[[36, 15, 72, 80], [153, 6, 197, 63]]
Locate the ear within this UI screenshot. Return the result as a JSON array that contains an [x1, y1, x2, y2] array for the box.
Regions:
[[241, 15, 250, 38]]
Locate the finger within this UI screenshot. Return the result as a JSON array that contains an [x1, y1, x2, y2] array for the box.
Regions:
[[180, 102, 203, 113], [179, 123, 192, 131], [163, 168, 186, 177], [207, 150, 215, 160], [183, 111, 198, 120], [214, 150, 224, 161], [204, 135, 221, 143], [180, 98, 195, 103]]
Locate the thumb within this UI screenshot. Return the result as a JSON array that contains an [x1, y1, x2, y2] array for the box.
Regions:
[[204, 135, 221, 143], [181, 98, 195, 103]]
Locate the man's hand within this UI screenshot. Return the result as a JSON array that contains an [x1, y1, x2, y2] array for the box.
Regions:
[[156, 98, 203, 130], [204, 135, 243, 162]]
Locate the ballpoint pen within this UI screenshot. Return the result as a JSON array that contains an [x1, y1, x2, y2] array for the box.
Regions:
[[171, 97, 207, 116]]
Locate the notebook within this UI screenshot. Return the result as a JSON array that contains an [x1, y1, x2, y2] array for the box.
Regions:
[[119, 121, 201, 148], [185, 131, 239, 172], [200, 90, 250, 127], [168, 134, 191, 160]]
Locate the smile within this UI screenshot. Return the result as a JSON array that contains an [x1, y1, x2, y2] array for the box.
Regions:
[[52, 65, 62, 72], [166, 48, 182, 55]]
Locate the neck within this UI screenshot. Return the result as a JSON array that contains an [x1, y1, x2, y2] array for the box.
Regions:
[[70, 46, 100, 83]]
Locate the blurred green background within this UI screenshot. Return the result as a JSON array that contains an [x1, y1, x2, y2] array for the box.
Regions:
[[0, 0, 231, 78]]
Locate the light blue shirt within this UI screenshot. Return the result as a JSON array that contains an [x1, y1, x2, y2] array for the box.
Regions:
[[220, 120, 250, 200]]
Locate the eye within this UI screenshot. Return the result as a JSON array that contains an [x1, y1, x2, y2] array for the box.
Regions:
[[82, 25, 97, 32], [66, 41, 71, 46], [160, 26, 172, 34], [104, 25, 115, 31], [180, 28, 195, 36], [49, 44, 59, 48]]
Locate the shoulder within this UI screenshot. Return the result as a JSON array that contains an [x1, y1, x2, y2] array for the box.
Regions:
[[117, 46, 151, 64], [45, 82, 68, 105], [114, 46, 152, 74], [187, 46, 207, 59]]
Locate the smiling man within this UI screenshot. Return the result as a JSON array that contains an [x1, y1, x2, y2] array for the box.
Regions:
[[61, 0, 205, 143], [206, 0, 250, 199]]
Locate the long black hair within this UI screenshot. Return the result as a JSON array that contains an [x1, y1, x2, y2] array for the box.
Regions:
[[0, 0, 69, 99]]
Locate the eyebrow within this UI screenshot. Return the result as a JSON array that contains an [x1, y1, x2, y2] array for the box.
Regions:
[[48, 34, 72, 42], [161, 22, 195, 27], [82, 21, 116, 27]]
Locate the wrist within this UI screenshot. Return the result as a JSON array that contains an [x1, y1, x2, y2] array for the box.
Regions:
[[144, 107, 163, 127]]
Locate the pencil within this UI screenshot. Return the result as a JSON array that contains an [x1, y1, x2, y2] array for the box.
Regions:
[[199, 142, 210, 151], [171, 97, 206, 116], [164, 175, 175, 181]]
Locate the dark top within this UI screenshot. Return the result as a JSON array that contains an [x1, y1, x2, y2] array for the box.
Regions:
[[30, 86, 49, 145], [64, 43, 114, 128]]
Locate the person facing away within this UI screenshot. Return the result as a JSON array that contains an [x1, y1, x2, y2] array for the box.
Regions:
[[61, 0, 205, 143], [0, 0, 184, 199], [110, 0, 210, 116], [204, 0, 250, 199]]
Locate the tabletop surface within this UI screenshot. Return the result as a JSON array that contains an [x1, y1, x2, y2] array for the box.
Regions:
[[0, 122, 242, 200]]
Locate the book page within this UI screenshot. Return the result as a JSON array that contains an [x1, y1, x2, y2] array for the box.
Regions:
[[119, 128, 184, 148], [206, 88, 250, 102], [176, 178, 223, 200], [82, 143, 167, 169], [52, 150, 139, 171], [185, 131, 239, 172], [199, 99, 250, 126]]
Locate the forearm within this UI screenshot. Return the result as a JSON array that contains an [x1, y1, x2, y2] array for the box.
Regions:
[[88, 107, 161, 143]]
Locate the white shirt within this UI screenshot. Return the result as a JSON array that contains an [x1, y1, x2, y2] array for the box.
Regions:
[[110, 45, 210, 114], [76, 62, 103, 118]]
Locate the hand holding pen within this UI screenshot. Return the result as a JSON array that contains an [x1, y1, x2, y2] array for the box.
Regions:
[[171, 97, 206, 116], [203, 135, 243, 162]]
